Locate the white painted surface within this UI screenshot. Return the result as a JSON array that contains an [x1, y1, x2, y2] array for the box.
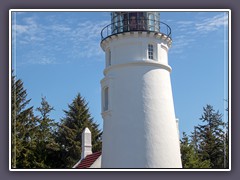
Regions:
[[90, 155, 102, 168], [81, 127, 92, 159], [100, 32, 182, 168]]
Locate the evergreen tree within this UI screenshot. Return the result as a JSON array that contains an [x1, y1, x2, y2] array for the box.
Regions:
[[223, 100, 229, 169], [224, 121, 229, 169], [56, 93, 102, 168], [195, 104, 225, 168], [34, 96, 59, 168], [11, 73, 38, 168], [180, 132, 210, 168]]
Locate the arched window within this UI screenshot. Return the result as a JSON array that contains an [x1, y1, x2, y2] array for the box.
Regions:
[[103, 87, 109, 111], [108, 50, 111, 66], [106, 49, 111, 67]]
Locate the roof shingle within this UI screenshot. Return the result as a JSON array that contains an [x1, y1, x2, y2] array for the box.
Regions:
[[76, 151, 101, 168]]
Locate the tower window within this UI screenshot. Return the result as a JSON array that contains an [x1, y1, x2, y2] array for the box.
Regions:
[[148, 44, 154, 60], [103, 87, 109, 111], [106, 49, 111, 67]]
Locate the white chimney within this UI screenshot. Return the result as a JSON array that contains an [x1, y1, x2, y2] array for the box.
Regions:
[[81, 127, 92, 159]]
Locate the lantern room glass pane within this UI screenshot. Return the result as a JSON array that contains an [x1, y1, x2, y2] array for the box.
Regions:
[[111, 12, 160, 33], [148, 13, 155, 31]]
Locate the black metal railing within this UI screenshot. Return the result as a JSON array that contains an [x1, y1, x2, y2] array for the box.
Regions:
[[101, 19, 171, 40]]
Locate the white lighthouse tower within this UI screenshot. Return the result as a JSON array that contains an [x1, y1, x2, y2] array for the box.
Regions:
[[100, 12, 182, 168]]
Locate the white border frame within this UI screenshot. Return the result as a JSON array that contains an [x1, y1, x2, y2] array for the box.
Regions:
[[9, 9, 231, 171]]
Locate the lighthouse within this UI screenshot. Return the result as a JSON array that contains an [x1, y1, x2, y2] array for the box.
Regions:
[[100, 12, 182, 168]]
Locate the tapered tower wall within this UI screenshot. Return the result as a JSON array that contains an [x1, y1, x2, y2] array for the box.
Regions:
[[100, 13, 182, 168]]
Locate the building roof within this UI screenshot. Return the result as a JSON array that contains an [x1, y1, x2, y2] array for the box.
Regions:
[[75, 151, 102, 168]]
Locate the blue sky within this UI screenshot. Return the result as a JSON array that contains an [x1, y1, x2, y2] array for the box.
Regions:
[[11, 10, 229, 137]]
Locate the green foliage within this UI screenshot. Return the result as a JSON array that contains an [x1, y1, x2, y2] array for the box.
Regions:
[[181, 132, 210, 168], [12, 73, 228, 169], [56, 93, 102, 168], [11, 74, 38, 168], [196, 105, 225, 168], [12, 72, 102, 168], [11, 73, 60, 168], [181, 104, 229, 169], [34, 96, 60, 168]]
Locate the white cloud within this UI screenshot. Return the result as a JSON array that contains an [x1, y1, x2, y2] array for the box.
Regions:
[[169, 13, 228, 56], [13, 13, 109, 66], [29, 57, 57, 65], [50, 24, 72, 32], [195, 13, 228, 33], [13, 24, 28, 34], [14, 12, 228, 64], [13, 16, 46, 44], [62, 20, 109, 60]]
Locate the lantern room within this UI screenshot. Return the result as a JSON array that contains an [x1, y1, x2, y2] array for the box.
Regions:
[[111, 12, 160, 33], [101, 11, 171, 41]]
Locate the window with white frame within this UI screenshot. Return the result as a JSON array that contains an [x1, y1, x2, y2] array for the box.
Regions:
[[148, 44, 154, 60], [103, 87, 109, 111]]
